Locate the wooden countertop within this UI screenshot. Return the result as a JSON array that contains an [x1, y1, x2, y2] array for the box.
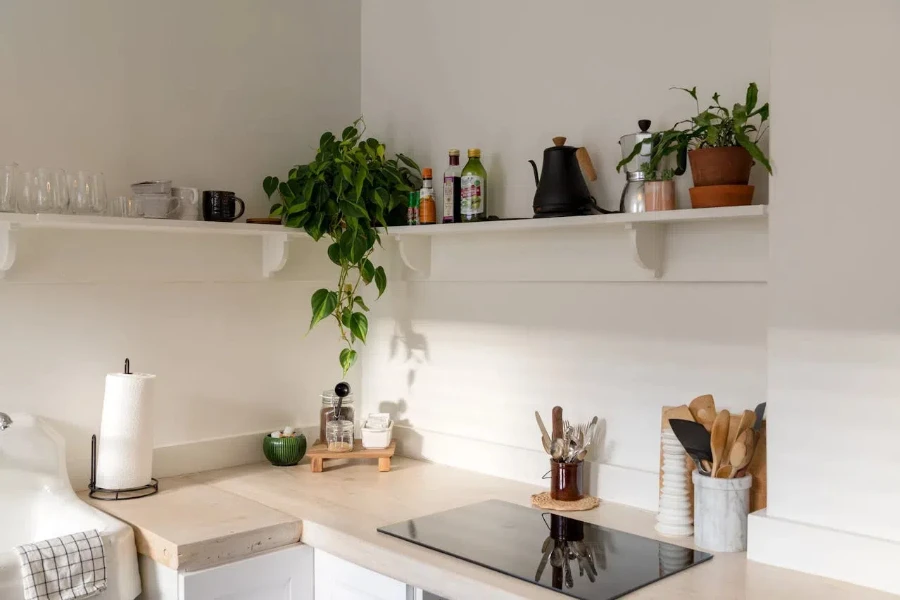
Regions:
[[86, 458, 895, 599]]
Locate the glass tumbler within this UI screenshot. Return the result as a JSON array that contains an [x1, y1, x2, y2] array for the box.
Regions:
[[67, 170, 107, 215], [326, 420, 353, 452], [0, 164, 18, 212], [109, 195, 143, 218]]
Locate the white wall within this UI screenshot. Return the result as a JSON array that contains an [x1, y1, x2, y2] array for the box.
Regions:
[[0, 0, 361, 215], [748, 1, 900, 593], [0, 0, 362, 487], [362, 0, 770, 217], [360, 0, 770, 510]]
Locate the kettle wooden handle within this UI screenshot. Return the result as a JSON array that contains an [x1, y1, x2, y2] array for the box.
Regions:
[[576, 147, 597, 182]]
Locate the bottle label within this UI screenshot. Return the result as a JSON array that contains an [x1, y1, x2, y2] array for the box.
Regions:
[[443, 177, 455, 222], [419, 190, 436, 224], [461, 175, 484, 216]]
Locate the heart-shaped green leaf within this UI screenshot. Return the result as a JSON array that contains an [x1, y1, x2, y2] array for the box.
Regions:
[[269, 203, 284, 217], [353, 296, 370, 312], [309, 289, 337, 331], [339, 348, 357, 374], [374, 266, 387, 298], [279, 181, 294, 200], [263, 176, 279, 199], [327, 243, 342, 266], [349, 312, 368, 344], [360, 259, 375, 284], [340, 201, 367, 219]]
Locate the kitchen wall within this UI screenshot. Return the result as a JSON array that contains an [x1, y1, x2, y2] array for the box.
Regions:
[[748, 1, 900, 594], [360, 0, 770, 510], [0, 0, 362, 487]]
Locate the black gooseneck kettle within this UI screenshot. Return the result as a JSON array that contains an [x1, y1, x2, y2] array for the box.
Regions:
[[529, 136, 609, 218]]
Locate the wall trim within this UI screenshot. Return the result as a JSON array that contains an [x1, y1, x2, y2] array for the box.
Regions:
[[748, 509, 900, 595], [124, 424, 659, 513], [150, 426, 319, 481], [392, 425, 660, 512]]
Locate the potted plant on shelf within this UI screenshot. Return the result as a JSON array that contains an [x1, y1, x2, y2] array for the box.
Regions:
[[618, 82, 771, 208], [263, 117, 421, 375], [640, 164, 677, 211]]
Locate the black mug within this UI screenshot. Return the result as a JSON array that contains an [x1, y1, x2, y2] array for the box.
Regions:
[[202, 190, 245, 222]]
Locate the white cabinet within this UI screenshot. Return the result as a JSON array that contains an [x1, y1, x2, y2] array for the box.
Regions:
[[313, 550, 409, 600], [139, 545, 313, 600]]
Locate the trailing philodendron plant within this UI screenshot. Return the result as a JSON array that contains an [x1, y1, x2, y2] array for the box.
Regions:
[[263, 117, 421, 375], [617, 82, 772, 176]]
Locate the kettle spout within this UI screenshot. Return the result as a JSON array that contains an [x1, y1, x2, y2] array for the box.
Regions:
[[528, 160, 540, 187]]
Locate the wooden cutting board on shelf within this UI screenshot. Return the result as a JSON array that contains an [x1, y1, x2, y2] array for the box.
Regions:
[[659, 406, 767, 512]]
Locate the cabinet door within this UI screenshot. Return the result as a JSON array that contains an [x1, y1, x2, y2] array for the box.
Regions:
[[314, 550, 408, 600], [180, 545, 313, 600]]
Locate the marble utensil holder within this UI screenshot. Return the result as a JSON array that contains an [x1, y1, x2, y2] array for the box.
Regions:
[[692, 471, 752, 552]]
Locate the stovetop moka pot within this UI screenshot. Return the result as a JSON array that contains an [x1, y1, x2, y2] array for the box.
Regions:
[[529, 136, 600, 218]]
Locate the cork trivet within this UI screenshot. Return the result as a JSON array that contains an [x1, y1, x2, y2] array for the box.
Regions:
[[531, 492, 599, 511]]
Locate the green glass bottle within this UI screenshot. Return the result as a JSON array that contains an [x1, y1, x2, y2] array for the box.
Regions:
[[460, 148, 487, 222]]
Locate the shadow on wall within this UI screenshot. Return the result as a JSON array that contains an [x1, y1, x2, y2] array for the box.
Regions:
[[388, 281, 430, 389], [378, 397, 423, 455]]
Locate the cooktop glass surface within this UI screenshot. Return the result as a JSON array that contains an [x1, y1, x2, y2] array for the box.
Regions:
[[378, 500, 712, 600]]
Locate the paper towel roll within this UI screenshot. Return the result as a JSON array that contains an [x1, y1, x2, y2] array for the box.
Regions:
[[95, 372, 156, 490]]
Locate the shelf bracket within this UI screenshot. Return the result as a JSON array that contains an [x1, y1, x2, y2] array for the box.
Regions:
[[0, 222, 17, 280], [625, 222, 664, 278], [393, 235, 432, 278], [262, 232, 290, 278]]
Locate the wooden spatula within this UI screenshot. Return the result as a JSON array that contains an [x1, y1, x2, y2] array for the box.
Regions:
[[688, 394, 717, 431], [710, 409, 730, 476]]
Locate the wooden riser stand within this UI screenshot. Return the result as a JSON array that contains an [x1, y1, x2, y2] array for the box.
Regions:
[[307, 440, 396, 473]]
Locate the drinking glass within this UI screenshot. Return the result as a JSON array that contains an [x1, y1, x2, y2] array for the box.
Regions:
[[31, 168, 65, 214], [53, 169, 69, 213], [108, 195, 143, 218], [68, 171, 107, 215], [0, 164, 18, 213], [18, 171, 38, 214]]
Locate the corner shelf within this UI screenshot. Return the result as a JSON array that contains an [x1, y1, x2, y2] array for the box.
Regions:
[[0, 214, 308, 279], [387, 205, 768, 279]]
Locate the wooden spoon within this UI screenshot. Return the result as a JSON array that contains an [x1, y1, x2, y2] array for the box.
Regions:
[[725, 409, 756, 460], [688, 394, 717, 431], [710, 409, 730, 476], [715, 465, 733, 478], [728, 429, 756, 477]]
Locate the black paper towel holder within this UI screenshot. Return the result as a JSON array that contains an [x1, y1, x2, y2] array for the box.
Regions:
[[88, 357, 159, 501]]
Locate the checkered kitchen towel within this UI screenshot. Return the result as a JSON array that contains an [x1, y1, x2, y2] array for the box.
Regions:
[[15, 530, 107, 600]]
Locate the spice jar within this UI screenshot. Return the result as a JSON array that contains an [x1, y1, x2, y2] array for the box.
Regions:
[[319, 389, 355, 443], [326, 420, 354, 452]]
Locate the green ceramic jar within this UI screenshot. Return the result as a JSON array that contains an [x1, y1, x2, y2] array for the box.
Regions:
[[263, 434, 307, 467]]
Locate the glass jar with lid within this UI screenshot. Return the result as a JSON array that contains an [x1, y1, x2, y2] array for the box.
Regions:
[[319, 389, 354, 443], [326, 419, 353, 452]]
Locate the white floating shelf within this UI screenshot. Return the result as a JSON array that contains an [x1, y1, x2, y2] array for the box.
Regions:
[[0, 214, 308, 279], [386, 205, 768, 279]]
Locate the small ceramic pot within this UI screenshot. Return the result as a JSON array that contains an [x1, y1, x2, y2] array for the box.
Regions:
[[688, 147, 753, 187], [644, 181, 676, 211], [689, 184, 755, 208], [263, 433, 307, 467], [550, 460, 584, 501]]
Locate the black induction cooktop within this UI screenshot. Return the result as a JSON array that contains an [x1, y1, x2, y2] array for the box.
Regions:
[[378, 500, 711, 600]]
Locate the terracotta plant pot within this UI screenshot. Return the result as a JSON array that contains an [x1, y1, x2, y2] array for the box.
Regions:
[[689, 147, 753, 187], [689, 185, 755, 209], [644, 181, 676, 211]]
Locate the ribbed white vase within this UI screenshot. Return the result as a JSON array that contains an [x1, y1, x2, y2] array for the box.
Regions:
[[656, 428, 694, 537]]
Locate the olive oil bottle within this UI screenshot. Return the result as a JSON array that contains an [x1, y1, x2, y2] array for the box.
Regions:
[[460, 148, 487, 222]]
